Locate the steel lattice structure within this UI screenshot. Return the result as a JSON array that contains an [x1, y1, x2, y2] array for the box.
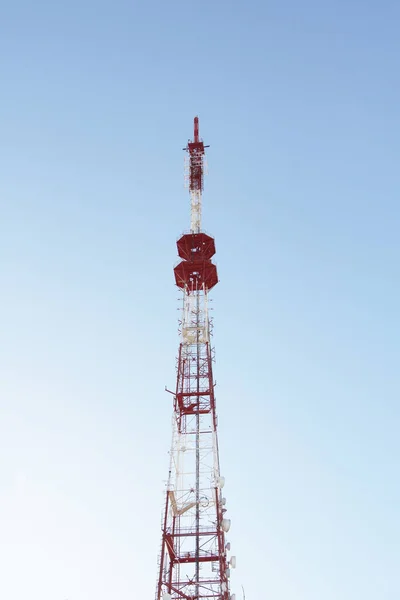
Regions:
[[156, 118, 235, 600]]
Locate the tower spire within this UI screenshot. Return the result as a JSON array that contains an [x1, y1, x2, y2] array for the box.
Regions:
[[194, 115, 200, 143], [155, 119, 235, 600], [185, 116, 207, 233]]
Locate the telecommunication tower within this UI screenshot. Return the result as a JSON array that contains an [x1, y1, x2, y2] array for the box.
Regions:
[[156, 117, 236, 600]]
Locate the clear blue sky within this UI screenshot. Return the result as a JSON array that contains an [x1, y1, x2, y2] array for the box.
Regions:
[[1, 1, 399, 598]]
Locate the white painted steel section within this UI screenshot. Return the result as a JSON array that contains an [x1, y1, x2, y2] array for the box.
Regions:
[[190, 189, 202, 233], [181, 285, 209, 345]]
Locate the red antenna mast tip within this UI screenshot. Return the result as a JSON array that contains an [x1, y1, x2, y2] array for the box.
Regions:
[[194, 115, 199, 142]]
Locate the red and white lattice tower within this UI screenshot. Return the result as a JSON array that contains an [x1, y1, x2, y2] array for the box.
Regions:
[[156, 117, 236, 600]]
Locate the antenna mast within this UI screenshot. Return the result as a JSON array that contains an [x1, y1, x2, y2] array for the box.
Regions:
[[185, 116, 208, 233]]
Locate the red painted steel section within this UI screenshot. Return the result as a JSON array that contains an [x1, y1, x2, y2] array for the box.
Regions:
[[186, 116, 205, 192], [174, 259, 218, 291], [177, 233, 216, 261]]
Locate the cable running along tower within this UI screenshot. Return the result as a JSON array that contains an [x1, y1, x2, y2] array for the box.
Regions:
[[156, 118, 236, 600]]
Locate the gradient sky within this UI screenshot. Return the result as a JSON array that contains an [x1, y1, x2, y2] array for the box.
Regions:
[[1, 1, 399, 599]]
